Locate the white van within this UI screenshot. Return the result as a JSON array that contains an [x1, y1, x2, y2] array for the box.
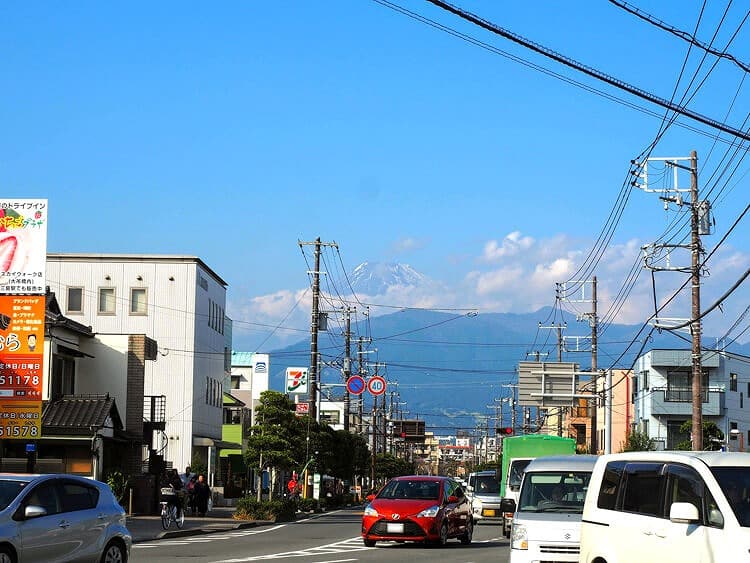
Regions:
[[580, 451, 750, 563], [502, 455, 597, 563], [466, 470, 502, 523]]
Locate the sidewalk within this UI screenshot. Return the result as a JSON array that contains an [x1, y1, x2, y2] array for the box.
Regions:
[[126, 506, 274, 543]]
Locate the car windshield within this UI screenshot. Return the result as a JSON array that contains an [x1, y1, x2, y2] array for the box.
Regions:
[[517, 471, 592, 514], [378, 479, 441, 500], [473, 475, 500, 494], [0, 480, 28, 511], [508, 459, 532, 491], [712, 467, 750, 527]]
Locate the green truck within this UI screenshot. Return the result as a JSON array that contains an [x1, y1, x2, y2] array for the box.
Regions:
[[500, 434, 577, 536]]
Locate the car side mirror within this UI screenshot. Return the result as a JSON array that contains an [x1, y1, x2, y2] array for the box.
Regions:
[[669, 502, 700, 523], [24, 505, 48, 519], [366, 494, 375, 502], [500, 498, 516, 513]]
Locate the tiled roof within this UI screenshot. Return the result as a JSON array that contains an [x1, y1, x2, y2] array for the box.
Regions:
[[42, 394, 123, 435]]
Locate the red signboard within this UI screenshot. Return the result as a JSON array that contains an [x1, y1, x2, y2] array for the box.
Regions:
[[295, 402, 310, 415], [0, 295, 44, 439]]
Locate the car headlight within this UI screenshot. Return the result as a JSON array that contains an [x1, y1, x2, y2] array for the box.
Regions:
[[363, 504, 379, 517], [510, 522, 528, 550], [472, 498, 482, 511], [417, 505, 440, 518]]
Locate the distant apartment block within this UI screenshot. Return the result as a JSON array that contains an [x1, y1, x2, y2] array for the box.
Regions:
[[633, 349, 750, 450]]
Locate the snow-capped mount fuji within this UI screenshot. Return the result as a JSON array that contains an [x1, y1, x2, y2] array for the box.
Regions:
[[349, 262, 428, 295]]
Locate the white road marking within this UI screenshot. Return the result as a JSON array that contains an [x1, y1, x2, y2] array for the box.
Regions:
[[213, 536, 371, 562]]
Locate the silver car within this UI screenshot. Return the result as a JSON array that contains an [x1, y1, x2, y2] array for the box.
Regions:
[[0, 473, 132, 563]]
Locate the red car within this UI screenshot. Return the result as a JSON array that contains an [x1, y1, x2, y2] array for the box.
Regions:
[[361, 475, 473, 547]]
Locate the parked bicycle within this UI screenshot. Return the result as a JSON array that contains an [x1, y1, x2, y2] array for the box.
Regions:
[[160, 487, 185, 530]]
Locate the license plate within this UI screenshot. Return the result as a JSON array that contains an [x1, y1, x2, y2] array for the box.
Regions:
[[482, 509, 496, 517], [386, 523, 404, 533]]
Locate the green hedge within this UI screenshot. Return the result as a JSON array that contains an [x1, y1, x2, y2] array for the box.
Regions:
[[234, 497, 297, 521], [297, 498, 318, 512]]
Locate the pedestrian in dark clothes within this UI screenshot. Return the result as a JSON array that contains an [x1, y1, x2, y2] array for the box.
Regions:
[[193, 474, 211, 517]]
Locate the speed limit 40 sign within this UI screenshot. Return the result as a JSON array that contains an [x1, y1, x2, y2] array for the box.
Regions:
[[367, 375, 386, 396]]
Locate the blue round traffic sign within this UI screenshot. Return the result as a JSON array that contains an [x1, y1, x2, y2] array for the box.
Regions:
[[347, 375, 366, 395]]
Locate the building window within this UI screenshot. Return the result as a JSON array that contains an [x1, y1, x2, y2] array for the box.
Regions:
[[67, 287, 83, 314], [98, 287, 116, 315], [641, 370, 649, 390], [742, 393, 744, 409], [573, 424, 587, 445], [51, 355, 75, 400], [130, 288, 147, 315], [730, 373, 738, 392]]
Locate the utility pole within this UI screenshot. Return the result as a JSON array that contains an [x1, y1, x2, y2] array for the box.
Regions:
[[343, 307, 352, 432], [689, 150, 703, 451], [634, 152, 706, 451], [557, 278, 598, 452], [299, 238, 337, 422], [591, 276, 598, 454], [502, 384, 518, 434], [357, 337, 366, 435], [540, 321, 566, 436]]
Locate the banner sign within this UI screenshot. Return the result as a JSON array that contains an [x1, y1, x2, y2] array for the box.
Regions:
[[286, 367, 309, 395], [0, 199, 48, 295], [0, 295, 45, 439]]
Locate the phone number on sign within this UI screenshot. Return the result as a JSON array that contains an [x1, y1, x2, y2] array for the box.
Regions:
[[0, 375, 40, 386], [0, 423, 39, 438]]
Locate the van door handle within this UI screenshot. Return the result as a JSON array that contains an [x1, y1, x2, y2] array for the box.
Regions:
[[654, 530, 667, 538], [58, 520, 71, 529], [642, 529, 653, 536]]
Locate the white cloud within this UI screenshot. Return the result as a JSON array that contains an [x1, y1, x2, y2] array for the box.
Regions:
[[481, 231, 535, 262], [390, 237, 428, 254], [229, 231, 750, 350]]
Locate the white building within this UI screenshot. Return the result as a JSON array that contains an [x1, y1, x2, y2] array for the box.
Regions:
[[46, 253, 230, 476], [633, 349, 750, 450], [229, 351, 270, 423]]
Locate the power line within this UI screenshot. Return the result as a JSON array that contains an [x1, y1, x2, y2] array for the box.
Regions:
[[608, 0, 750, 73], [424, 0, 750, 141]]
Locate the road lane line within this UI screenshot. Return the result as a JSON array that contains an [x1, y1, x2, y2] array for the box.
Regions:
[[213, 536, 370, 562]]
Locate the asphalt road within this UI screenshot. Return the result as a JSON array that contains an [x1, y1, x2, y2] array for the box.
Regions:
[[130, 508, 511, 563]]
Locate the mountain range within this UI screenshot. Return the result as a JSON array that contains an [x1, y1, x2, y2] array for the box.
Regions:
[[264, 262, 750, 435]]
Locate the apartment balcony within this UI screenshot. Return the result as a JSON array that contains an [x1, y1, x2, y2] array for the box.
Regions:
[[650, 386, 724, 416]]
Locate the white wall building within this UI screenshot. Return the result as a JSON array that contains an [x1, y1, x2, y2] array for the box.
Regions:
[[633, 349, 750, 450], [229, 351, 270, 424], [46, 253, 229, 475]]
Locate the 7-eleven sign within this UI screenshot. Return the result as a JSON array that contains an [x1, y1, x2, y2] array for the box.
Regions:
[[286, 368, 309, 395]]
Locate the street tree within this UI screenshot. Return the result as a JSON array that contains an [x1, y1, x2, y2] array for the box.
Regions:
[[676, 420, 724, 450], [245, 391, 306, 500]]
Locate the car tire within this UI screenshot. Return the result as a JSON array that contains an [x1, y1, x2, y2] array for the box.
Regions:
[[363, 539, 376, 547], [460, 518, 473, 545], [100, 540, 127, 563], [0, 545, 16, 563], [433, 522, 448, 547]]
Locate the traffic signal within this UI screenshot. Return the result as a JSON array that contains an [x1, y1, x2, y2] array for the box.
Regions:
[[497, 427, 513, 435]]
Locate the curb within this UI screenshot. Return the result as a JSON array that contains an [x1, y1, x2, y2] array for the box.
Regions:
[[134, 520, 273, 543]]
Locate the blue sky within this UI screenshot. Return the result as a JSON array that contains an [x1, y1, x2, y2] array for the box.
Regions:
[[2, 1, 748, 351]]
